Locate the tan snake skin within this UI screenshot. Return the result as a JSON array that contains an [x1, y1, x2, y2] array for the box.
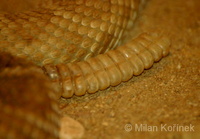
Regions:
[[0, 0, 170, 138], [0, 53, 60, 138]]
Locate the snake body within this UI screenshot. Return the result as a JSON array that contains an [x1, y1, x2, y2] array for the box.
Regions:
[[0, 0, 170, 138], [0, 0, 139, 65], [0, 53, 60, 138]]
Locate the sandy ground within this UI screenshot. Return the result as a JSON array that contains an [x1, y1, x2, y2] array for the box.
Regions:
[[60, 0, 200, 138]]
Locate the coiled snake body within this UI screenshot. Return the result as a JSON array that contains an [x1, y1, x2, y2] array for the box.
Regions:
[[0, 0, 170, 138]]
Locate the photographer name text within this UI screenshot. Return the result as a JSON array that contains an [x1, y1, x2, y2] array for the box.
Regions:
[[134, 124, 194, 132]]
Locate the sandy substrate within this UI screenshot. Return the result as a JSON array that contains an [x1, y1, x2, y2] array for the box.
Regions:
[[60, 0, 200, 138]]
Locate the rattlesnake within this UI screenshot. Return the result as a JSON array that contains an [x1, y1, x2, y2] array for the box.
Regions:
[[0, 0, 170, 138]]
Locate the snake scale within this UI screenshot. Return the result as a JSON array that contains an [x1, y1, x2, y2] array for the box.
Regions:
[[0, 0, 170, 138]]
